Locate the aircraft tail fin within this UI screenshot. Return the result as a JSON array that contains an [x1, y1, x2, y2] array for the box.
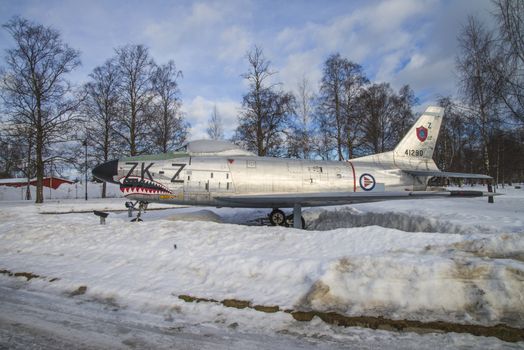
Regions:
[[393, 106, 444, 162]]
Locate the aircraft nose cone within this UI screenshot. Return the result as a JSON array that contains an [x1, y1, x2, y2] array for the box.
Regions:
[[92, 159, 119, 184]]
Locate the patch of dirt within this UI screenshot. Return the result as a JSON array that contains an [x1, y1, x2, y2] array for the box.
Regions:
[[451, 237, 524, 262], [336, 258, 354, 273], [1, 269, 41, 281], [506, 267, 524, 280], [86, 295, 124, 312], [222, 299, 250, 309], [177, 293, 524, 343], [290, 311, 524, 343], [178, 295, 217, 303], [14, 272, 40, 281], [253, 305, 280, 313], [296, 281, 346, 312], [451, 258, 491, 280], [69, 285, 87, 297]]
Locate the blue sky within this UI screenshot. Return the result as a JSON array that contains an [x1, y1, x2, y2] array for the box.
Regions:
[[0, 0, 495, 139]]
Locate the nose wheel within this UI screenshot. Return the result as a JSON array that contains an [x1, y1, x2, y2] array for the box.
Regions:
[[127, 201, 148, 222]]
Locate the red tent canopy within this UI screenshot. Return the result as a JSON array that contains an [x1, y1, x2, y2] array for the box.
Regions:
[[0, 177, 74, 189]]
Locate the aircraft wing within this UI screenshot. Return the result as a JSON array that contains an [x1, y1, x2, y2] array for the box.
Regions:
[[404, 170, 492, 179], [215, 190, 494, 208]]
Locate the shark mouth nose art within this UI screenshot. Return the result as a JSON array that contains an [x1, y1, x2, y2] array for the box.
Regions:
[[119, 176, 172, 195]]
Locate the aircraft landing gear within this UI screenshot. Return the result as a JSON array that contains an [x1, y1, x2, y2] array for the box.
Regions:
[[268, 207, 305, 229], [269, 209, 286, 226], [286, 214, 305, 229], [128, 201, 148, 222]]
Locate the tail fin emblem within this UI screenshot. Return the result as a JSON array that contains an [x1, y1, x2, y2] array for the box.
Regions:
[[416, 126, 428, 142]]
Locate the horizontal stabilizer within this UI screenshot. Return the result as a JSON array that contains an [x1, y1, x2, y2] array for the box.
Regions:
[[405, 170, 492, 179], [449, 190, 500, 197]]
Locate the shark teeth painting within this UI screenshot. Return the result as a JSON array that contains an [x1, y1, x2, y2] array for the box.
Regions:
[[118, 176, 172, 196]]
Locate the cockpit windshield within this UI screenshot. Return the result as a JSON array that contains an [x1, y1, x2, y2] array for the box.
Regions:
[[174, 144, 188, 152]]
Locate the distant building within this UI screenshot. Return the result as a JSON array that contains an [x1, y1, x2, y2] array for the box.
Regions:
[[0, 177, 74, 189]]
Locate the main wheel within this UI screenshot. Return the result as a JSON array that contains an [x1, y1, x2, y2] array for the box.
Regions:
[[269, 209, 286, 226], [286, 214, 305, 229]]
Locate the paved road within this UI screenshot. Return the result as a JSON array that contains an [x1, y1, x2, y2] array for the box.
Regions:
[[0, 284, 351, 350], [1, 283, 518, 350]]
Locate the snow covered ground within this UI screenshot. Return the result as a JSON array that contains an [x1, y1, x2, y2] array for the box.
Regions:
[[0, 185, 523, 349]]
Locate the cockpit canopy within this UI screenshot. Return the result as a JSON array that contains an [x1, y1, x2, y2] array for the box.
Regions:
[[175, 140, 255, 157]]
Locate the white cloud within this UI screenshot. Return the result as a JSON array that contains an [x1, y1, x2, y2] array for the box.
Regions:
[[279, 50, 323, 94], [394, 55, 457, 100], [141, 1, 252, 60], [0, 0, 498, 114], [269, 0, 496, 106], [182, 96, 240, 140], [188, 2, 223, 25], [269, 0, 432, 92], [218, 25, 252, 62], [359, 0, 432, 33]]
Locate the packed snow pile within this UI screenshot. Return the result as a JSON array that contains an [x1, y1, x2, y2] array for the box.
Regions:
[[308, 186, 524, 234], [298, 233, 523, 326], [165, 209, 223, 223], [307, 207, 472, 233], [0, 186, 523, 336]]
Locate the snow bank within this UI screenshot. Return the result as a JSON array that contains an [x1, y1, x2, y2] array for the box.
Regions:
[[165, 210, 223, 223], [308, 187, 524, 234], [300, 246, 523, 326], [0, 186, 522, 340], [307, 207, 475, 233]]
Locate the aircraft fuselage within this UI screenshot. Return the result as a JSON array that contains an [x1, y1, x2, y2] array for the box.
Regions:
[[116, 154, 424, 208]]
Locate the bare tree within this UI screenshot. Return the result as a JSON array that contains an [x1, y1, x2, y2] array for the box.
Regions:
[[342, 61, 369, 159], [1, 17, 81, 203], [287, 76, 315, 159], [0, 132, 25, 179], [82, 59, 121, 197], [233, 46, 295, 156], [359, 83, 396, 154], [149, 60, 188, 152], [114, 45, 155, 156], [358, 83, 416, 154], [391, 85, 416, 145], [0, 125, 36, 199], [493, 0, 524, 123], [207, 104, 224, 140], [434, 97, 466, 172], [312, 114, 336, 160], [456, 16, 504, 176], [316, 53, 368, 160]]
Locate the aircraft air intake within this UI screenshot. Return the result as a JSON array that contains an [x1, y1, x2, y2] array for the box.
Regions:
[[92, 159, 119, 184]]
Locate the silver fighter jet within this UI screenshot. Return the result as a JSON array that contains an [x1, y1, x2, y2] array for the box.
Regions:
[[92, 106, 492, 228]]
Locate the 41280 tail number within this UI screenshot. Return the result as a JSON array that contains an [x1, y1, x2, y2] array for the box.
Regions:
[[405, 149, 424, 157]]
